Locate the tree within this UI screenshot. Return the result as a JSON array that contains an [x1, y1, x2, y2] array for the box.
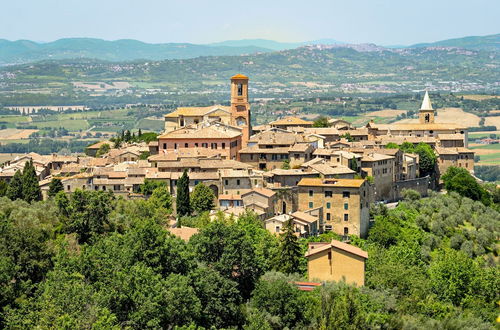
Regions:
[[95, 143, 110, 157], [442, 167, 490, 205], [414, 143, 437, 177], [190, 220, 261, 298], [250, 274, 305, 329], [139, 179, 166, 195], [58, 190, 115, 244], [190, 183, 215, 214], [22, 161, 41, 203], [313, 116, 331, 128], [6, 170, 23, 201], [385, 142, 399, 149], [340, 133, 353, 142], [139, 151, 150, 160], [0, 180, 8, 197], [281, 159, 290, 170], [429, 249, 477, 305], [48, 178, 64, 198], [148, 186, 173, 210], [274, 219, 302, 274], [176, 170, 191, 217]]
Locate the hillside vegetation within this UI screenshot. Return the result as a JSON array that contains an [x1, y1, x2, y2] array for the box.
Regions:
[[0, 184, 498, 328]]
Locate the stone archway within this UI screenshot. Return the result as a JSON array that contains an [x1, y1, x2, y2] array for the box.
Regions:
[[209, 184, 219, 198]]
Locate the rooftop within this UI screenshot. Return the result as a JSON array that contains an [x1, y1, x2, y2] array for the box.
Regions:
[[298, 177, 365, 188]]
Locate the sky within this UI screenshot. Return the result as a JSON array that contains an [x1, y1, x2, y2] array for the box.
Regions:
[[1, 0, 499, 45]]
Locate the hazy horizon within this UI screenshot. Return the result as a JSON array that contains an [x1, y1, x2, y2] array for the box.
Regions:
[[2, 0, 499, 46]]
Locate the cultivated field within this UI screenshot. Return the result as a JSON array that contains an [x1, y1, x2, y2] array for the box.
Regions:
[[461, 95, 500, 101], [0, 129, 38, 140], [365, 109, 407, 118], [484, 116, 500, 128], [395, 107, 481, 127]]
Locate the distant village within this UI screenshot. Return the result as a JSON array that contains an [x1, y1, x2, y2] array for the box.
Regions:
[[0, 74, 475, 284]]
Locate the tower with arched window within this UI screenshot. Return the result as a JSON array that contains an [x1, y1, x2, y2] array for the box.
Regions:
[[230, 74, 251, 147]]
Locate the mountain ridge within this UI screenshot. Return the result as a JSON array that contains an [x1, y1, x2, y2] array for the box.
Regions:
[[0, 34, 498, 66]]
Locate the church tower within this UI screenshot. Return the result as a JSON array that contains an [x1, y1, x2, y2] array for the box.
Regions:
[[230, 74, 251, 147], [419, 91, 435, 124]]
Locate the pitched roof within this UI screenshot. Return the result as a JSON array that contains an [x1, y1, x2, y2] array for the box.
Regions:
[[309, 164, 355, 175], [298, 177, 365, 188], [291, 211, 318, 224], [158, 123, 241, 139], [420, 91, 433, 111], [242, 187, 276, 198], [231, 73, 249, 80], [169, 227, 199, 241], [86, 141, 110, 149], [164, 105, 231, 118], [305, 240, 368, 259], [270, 116, 313, 126]]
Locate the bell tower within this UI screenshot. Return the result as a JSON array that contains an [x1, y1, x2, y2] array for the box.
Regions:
[[230, 74, 251, 146], [419, 91, 435, 124]]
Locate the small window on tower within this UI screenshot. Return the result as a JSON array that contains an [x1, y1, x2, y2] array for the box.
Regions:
[[237, 83, 243, 96]]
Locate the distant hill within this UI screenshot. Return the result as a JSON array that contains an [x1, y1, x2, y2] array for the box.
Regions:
[[0, 38, 272, 66], [410, 34, 500, 51], [209, 38, 344, 51], [0, 34, 497, 67]]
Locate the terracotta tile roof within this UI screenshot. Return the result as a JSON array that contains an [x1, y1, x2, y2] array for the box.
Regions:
[[164, 105, 231, 118], [288, 143, 312, 152], [298, 177, 365, 188], [231, 74, 249, 80], [169, 227, 199, 241], [270, 116, 313, 126], [86, 141, 110, 149], [305, 240, 368, 259], [291, 211, 318, 224], [309, 164, 355, 175], [361, 153, 395, 162], [242, 187, 276, 198], [158, 123, 241, 139]]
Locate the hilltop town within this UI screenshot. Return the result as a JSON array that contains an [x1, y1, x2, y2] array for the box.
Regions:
[[0, 75, 475, 242]]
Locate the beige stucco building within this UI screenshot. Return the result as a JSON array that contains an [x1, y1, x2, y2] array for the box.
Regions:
[[297, 178, 370, 238], [305, 240, 368, 286]]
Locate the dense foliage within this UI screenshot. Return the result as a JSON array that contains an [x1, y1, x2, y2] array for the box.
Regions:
[[0, 187, 498, 328]]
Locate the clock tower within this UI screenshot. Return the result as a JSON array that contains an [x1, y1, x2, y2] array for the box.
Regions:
[[230, 74, 251, 147]]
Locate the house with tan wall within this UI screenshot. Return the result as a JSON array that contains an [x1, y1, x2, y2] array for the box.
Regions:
[[305, 240, 368, 286]]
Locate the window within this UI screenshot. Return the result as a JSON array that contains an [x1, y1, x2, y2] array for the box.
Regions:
[[309, 190, 313, 197], [325, 191, 332, 197], [194, 119, 199, 124], [309, 202, 313, 209], [344, 227, 349, 235], [325, 225, 332, 232], [174, 143, 178, 149], [194, 180, 199, 185], [184, 143, 189, 148], [114, 185, 120, 191], [344, 214, 349, 221], [326, 202, 331, 209], [224, 180, 229, 185], [294, 153, 300, 160], [344, 203, 348, 210], [102, 186, 106, 191], [67, 185, 70, 191], [163, 143, 167, 149], [343, 191, 350, 198], [326, 213, 331, 221], [202, 143, 208, 148], [254, 179, 257, 185], [237, 83, 243, 96], [194, 143, 198, 147], [275, 226, 280, 233], [250, 154, 254, 160], [222, 143, 226, 149], [236, 179, 240, 186]]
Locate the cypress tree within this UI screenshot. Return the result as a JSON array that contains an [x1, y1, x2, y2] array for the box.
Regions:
[[275, 219, 302, 274], [22, 160, 41, 203], [6, 170, 23, 200], [48, 178, 64, 198], [0, 179, 8, 197], [176, 170, 191, 217]]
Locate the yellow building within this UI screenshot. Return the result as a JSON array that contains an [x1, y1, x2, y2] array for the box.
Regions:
[[305, 240, 368, 286], [297, 177, 370, 238], [163, 74, 252, 147]]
